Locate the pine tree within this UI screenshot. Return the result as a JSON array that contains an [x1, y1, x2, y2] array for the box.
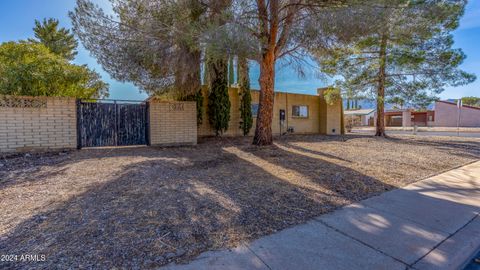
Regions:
[[30, 18, 78, 61], [70, 0, 207, 95], [238, 56, 253, 136], [313, 0, 475, 136]]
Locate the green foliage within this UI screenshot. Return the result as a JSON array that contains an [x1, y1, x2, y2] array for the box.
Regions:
[[313, 0, 475, 109], [388, 96, 405, 110], [0, 41, 108, 98], [462, 96, 480, 107], [70, 0, 207, 95], [239, 90, 253, 136], [207, 57, 230, 135], [180, 90, 204, 126], [29, 18, 78, 61], [238, 56, 252, 136], [323, 87, 341, 106]]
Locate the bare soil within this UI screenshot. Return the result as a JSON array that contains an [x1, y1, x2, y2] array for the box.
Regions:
[[1, 134, 479, 269]]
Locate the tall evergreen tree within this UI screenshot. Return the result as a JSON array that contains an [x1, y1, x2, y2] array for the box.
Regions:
[[225, 1, 350, 145], [71, 0, 207, 96], [207, 55, 231, 135], [29, 18, 78, 61], [312, 0, 475, 136], [72, 0, 354, 145], [238, 56, 253, 136], [204, 0, 232, 135]]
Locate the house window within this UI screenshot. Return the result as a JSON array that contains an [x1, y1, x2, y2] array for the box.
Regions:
[[292, 105, 308, 118], [251, 103, 259, 117]]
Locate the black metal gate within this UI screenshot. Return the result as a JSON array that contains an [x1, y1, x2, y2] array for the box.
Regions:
[[77, 100, 149, 148]]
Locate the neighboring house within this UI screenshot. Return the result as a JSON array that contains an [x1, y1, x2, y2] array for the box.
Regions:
[[197, 87, 343, 136], [344, 109, 375, 126], [434, 100, 480, 127], [365, 100, 480, 128], [383, 110, 435, 127]]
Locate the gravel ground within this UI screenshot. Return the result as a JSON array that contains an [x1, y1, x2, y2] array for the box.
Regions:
[[0, 134, 479, 269]]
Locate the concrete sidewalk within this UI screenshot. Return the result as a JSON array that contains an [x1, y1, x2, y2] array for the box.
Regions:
[[162, 161, 480, 270]]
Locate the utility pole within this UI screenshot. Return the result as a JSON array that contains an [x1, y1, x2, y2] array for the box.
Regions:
[[457, 99, 462, 136]]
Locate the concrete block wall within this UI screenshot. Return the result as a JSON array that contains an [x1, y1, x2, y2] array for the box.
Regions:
[[149, 101, 197, 146], [0, 95, 77, 153]]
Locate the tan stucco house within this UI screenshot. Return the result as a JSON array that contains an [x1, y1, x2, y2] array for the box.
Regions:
[[197, 87, 343, 137]]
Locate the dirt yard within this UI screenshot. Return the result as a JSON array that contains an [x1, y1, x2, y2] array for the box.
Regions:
[[1, 134, 479, 269]]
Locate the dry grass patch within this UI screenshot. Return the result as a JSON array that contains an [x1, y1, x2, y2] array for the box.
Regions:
[[0, 134, 479, 269]]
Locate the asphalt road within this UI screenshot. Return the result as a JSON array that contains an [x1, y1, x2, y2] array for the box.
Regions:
[[351, 130, 480, 138]]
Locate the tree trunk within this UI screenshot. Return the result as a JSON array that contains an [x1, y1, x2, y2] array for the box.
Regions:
[[238, 56, 249, 86], [175, 44, 201, 97], [375, 34, 388, 137], [253, 50, 275, 145]]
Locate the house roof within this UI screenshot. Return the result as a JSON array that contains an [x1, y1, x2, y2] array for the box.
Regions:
[[437, 100, 480, 111], [344, 109, 375, 116]]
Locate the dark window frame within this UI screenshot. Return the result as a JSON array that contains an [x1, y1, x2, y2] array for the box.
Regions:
[[292, 105, 309, 118]]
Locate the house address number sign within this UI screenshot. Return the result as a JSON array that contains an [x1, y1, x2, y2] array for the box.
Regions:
[[169, 103, 184, 111]]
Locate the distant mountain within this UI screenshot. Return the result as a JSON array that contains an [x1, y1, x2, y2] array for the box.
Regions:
[[343, 99, 377, 110]]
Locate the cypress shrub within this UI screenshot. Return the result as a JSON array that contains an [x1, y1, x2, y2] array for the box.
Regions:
[[238, 56, 253, 136], [207, 56, 230, 135]]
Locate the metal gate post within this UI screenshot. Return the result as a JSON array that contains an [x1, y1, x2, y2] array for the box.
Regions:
[[114, 100, 118, 146], [145, 101, 150, 146], [76, 99, 82, 149]]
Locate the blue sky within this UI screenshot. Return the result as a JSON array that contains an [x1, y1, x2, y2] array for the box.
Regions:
[[0, 0, 479, 100]]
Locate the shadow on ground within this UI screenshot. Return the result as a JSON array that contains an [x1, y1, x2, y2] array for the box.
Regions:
[[0, 134, 478, 269]]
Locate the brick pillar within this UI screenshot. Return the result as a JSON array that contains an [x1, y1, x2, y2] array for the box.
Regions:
[[402, 110, 412, 128]]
